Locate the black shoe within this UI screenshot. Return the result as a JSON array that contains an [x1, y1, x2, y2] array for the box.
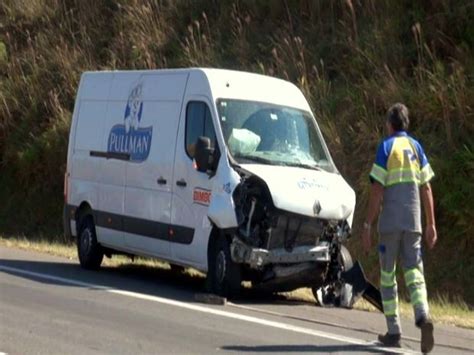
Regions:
[[377, 332, 401, 347], [416, 317, 434, 353]]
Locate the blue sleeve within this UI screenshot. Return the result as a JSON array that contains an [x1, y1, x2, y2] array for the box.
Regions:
[[413, 140, 429, 168], [374, 140, 389, 169]]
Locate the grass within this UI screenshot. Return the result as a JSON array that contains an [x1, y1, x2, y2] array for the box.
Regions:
[[0, 235, 203, 278], [1, 235, 472, 329]]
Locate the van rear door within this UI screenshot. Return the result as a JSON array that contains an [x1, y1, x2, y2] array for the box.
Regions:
[[70, 74, 110, 238]]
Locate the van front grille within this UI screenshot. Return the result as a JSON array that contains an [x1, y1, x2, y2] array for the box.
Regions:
[[266, 213, 325, 251]]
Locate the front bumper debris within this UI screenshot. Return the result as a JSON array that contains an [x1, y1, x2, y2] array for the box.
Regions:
[[230, 237, 330, 268]]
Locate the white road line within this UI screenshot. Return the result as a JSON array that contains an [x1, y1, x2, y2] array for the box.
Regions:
[[0, 265, 419, 354]]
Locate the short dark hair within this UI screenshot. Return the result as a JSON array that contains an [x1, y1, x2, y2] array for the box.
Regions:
[[387, 103, 409, 131]]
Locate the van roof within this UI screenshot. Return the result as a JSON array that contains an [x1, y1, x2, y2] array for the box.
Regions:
[[82, 67, 266, 76], [81, 68, 311, 112]]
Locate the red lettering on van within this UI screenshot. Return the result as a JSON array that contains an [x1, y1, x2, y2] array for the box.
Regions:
[[193, 188, 211, 205]]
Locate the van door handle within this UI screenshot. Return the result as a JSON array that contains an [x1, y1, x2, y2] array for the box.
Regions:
[[176, 179, 187, 187], [157, 177, 167, 185]]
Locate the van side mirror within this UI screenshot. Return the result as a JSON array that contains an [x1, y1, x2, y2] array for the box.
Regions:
[[195, 136, 214, 173]]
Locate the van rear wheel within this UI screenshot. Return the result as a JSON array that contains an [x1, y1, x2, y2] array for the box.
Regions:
[[77, 216, 104, 270], [207, 236, 242, 298]]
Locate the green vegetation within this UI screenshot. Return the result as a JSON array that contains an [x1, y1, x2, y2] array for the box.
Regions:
[[1, 1, 473, 304]]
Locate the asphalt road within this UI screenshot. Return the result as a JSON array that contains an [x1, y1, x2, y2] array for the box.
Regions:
[[1, 246, 472, 354]]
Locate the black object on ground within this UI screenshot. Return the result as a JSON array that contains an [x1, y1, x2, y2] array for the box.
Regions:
[[342, 261, 383, 312]]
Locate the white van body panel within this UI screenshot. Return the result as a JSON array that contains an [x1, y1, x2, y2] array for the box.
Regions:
[[122, 73, 188, 257], [207, 154, 241, 229], [97, 73, 142, 248], [68, 74, 113, 237], [170, 74, 215, 267], [204, 69, 311, 112]]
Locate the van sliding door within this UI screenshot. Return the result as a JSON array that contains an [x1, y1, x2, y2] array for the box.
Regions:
[[123, 73, 188, 257]]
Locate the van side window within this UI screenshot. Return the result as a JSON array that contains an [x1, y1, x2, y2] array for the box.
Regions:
[[185, 102, 217, 159]]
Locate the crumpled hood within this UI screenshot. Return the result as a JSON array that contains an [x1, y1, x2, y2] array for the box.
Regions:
[[241, 164, 356, 222]]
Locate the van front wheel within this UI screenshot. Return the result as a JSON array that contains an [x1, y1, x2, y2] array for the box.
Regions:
[[77, 216, 104, 270], [312, 244, 353, 308], [207, 236, 241, 298]]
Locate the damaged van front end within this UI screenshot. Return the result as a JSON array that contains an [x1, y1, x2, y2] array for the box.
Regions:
[[229, 165, 357, 307]]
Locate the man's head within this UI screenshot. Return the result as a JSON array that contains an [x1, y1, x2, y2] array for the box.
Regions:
[[386, 103, 409, 134]]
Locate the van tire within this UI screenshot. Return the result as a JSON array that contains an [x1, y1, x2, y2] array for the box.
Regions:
[[77, 216, 104, 270], [207, 235, 242, 298]]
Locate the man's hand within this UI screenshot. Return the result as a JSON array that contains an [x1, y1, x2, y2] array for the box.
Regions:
[[362, 182, 383, 255], [362, 227, 372, 255], [424, 224, 437, 249]]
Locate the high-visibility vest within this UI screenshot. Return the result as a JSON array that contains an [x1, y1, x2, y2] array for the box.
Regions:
[[370, 131, 434, 187]]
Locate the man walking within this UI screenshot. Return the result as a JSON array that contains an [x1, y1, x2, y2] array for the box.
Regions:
[[361, 103, 437, 353]]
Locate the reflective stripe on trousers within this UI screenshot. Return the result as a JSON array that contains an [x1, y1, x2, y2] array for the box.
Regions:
[[379, 231, 429, 334], [404, 266, 429, 308]]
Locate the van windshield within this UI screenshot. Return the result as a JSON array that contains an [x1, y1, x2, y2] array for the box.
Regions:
[[216, 99, 336, 173]]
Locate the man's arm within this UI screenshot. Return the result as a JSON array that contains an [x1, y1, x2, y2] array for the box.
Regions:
[[365, 182, 384, 225], [362, 182, 384, 254], [420, 182, 437, 249]]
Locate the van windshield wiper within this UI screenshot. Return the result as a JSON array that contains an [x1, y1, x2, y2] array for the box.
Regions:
[[234, 155, 275, 165], [281, 162, 322, 171]]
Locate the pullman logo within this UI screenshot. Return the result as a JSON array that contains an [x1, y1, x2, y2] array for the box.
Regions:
[[107, 82, 153, 162]]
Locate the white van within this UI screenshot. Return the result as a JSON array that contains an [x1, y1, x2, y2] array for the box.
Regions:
[[64, 68, 357, 302]]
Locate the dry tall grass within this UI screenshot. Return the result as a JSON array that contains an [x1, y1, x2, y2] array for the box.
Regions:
[[1, 0, 473, 304]]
